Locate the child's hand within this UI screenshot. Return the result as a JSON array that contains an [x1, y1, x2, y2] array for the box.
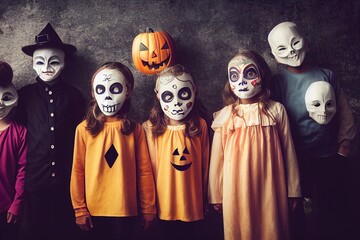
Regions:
[[7, 212, 18, 224], [288, 197, 302, 212], [212, 204, 223, 214], [142, 213, 156, 230], [76, 214, 93, 231]]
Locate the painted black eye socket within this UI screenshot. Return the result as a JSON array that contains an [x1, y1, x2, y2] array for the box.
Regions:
[[95, 85, 106, 95], [229, 67, 240, 82], [178, 87, 191, 100], [2, 93, 14, 102], [161, 91, 174, 103], [244, 67, 258, 80], [161, 42, 169, 49], [140, 43, 148, 51], [110, 82, 123, 94], [326, 101, 333, 107]]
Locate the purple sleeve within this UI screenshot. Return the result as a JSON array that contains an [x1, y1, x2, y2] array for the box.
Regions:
[[8, 126, 28, 216]]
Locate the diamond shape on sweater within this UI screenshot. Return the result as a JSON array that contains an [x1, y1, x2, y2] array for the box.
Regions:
[[105, 144, 118, 168]]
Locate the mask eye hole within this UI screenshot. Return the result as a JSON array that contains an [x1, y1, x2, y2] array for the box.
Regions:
[[95, 85, 106, 95], [35, 60, 44, 65], [326, 101, 334, 108], [313, 102, 321, 107], [161, 91, 174, 103], [50, 60, 60, 66], [243, 65, 258, 80], [110, 82, 123, 94], [178, 87, 191, 100], [229, 67, 240, 82]]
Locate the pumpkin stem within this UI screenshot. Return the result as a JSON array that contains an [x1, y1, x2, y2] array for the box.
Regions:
[[146, 27, 154, 33]]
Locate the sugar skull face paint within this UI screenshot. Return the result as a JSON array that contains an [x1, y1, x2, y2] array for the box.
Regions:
[[268, 22, 307, 67], [305, 81, 336, 125], [0, 83, 18, 120], [228, 55, 262, 99], [93, 68, 128, 116], [156, 72, 195, 121], [33, 48, 65, 82]]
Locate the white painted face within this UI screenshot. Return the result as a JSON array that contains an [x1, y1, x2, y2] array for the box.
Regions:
[[33, 48, 65, 82], [0, 83, 18, 120], [156, 72, 195, 121], [228, 55, 262, 99], [305, 81, 336, 125], [93, 68, 128, 116], [268, 22, 307, 67]]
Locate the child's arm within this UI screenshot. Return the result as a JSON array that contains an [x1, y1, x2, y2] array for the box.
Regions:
[[7, 126, 27, 221], [277, 104, 301, 198], [135, 124, 157, 227], [336, 89, 357, 157], [70, 125, 91, 228], [208, 128, 224, 207]]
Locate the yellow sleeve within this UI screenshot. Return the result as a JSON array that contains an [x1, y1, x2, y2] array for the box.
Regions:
[[276, 104, 302, 198], [208, 128, 224, 204], [135, 124, 157, 215], [70, 123, 90, 218]]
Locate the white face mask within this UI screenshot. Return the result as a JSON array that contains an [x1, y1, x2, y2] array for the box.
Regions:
[[228, 55, 262, 100], [305, 81, 336, 125], [0, 83, 18, 120], [93, 68, 128, 116], [33, 48, 65, 82], [268, 22, 307, 67], [156, 72, 195, 121]]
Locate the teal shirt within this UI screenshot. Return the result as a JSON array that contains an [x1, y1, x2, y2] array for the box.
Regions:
[[271, 67, 339, 157]]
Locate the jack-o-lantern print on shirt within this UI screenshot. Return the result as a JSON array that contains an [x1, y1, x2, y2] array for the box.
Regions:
[[171, 146, 192, 171]]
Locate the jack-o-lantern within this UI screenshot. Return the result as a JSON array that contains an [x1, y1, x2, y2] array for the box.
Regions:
[[170, 147, 192, 171], [132, 27, 176, 74]]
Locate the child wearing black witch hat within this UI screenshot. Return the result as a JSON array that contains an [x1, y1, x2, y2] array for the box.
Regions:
[[16, 23, 85, 239]]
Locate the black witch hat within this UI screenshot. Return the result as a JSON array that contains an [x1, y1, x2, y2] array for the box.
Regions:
[[22, 23, 77, 56]]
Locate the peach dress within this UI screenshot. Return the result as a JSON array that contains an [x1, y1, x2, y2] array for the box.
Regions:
[[209, 100, 301, 240]]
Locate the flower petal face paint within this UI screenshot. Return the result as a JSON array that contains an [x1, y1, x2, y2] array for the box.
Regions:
[[268, 22, 307, 67], [33, 48, 65, 82], [93, 69, 127, 116], [305, 81, 336, 125], [228, 55, 262, 99], [0, 83, 18, 120], [156, 72, 195, 121]]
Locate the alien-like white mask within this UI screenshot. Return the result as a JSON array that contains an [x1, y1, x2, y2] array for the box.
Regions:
[[93, 68, 128, 116], [0, 83, 18, 120], [33, 48, 65, 82], [228, 55, 262, 99], [305, 81, 336, 125], [268, 22, 307, 67], [156, 72, 195, 121]]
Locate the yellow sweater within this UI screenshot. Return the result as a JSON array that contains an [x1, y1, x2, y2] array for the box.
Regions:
[[143, 117, 210, 222], [70, 117, 156, 218]]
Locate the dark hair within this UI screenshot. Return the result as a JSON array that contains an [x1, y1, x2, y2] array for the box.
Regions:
[[149, 64, 209, 138], [223, 49, 275, 122], [0, 61, 13, 87], [85, 62, 135, 136]]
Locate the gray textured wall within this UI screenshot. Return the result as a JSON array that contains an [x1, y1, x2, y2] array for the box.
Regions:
[[1, 0, 359, 136]]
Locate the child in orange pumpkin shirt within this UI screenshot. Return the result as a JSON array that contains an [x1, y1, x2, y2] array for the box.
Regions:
[[142, 64, 210, 240]]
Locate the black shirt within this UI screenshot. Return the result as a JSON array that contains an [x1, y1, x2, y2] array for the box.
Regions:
[[17, 77, 85, 193]]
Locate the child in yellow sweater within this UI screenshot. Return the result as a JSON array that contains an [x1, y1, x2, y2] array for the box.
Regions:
[[143, 64, 210, 240], [70, 62, 156, 239]]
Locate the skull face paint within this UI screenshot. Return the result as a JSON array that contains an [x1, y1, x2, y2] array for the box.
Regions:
[[305, 81, 336, 125], [268, 22, 307, 67], [0, 83, 18, 120], [33, 48, 65, 82], [93, 68, 128, 116], [228, 55, 262, 99], [156, 72, 195, 121]]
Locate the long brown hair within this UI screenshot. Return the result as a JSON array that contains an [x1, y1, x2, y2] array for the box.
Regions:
[[149, 64, 209, 138], [223, 49, 275, 121], [85, 62, 135, 136]]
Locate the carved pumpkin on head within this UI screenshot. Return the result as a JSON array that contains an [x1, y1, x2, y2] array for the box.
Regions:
[[132, 27, 176, 74]]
